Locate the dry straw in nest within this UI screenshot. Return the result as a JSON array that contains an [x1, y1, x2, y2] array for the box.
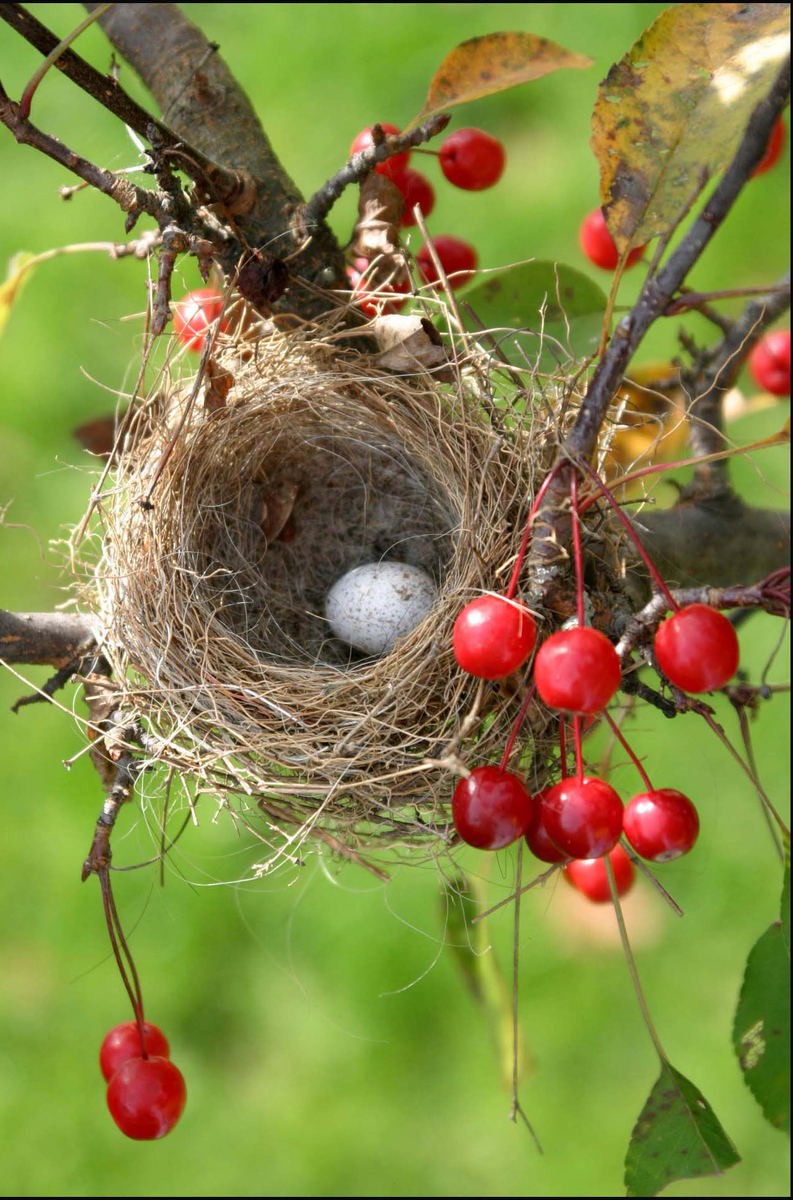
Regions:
[[88, 312, 560, 874]]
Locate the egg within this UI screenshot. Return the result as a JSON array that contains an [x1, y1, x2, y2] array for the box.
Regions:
[[325, 562, 436, 656]]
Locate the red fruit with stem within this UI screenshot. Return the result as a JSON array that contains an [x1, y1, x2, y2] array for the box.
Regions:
[[394, 168, 436, 226], [100, 1021, 170, 1082], [173, 288, 227, 353], [579, 209, 644, 271], [439, 127, 506, 191], [106, 1056, 186, 1140], [542, 775, 624, 859], [564, 844, 635, 903], [349, 123, 410, 181], [416, 235, 478, 288], [623, 788, 700, 862], [751, 115, 787, 177], [654, 603, 739, 693], [452, 766, 533, 850], [525, 789, 568, 863], [749, 329, 790, 396], [347, 258, 409, 317], [534, 627, 621, 714], [453, 594, 537, 680]]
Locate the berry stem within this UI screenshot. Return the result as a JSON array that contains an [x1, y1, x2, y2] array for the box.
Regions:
[[499, 684, 537, 772], [573, 715, 584, 782], [505, 463, 565, 601], [559, 717, 568, 780], [579, 426, 792, 507], [604, 856, 669, 1064], [99, 868, 149, 1057], [574, 457, 679, 611], [570, 472, 586, 628], [602, 710, 653, 791]]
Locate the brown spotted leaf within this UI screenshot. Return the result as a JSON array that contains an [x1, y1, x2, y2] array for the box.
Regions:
[[625, 1062, 740, 1196], [410, 32, 592, 126], [732, 922, 790, 1133], [593, 3, 790, 254]]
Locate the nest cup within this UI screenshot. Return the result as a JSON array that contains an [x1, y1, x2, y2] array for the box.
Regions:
[[93, 323, 540, 864]]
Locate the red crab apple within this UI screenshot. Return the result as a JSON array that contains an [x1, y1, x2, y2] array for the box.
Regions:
[[106, 1056, 186, 1140], [452, 766, 533, 850], [564, 844, 635, 903], [100, 1021, 170, 1082]]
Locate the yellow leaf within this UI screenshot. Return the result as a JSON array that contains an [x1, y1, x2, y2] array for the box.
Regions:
[[0, 252, 37, 338], [592, 3, 790, 253], [410, 32, 593, 126]]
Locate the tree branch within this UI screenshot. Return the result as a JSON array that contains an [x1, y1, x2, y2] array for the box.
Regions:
[[0, 610, 96, 666], [82, 2, 347, 313], [684, 272, 790, 496], [0, 76, 162, 219], [0, 3, 245, 207]]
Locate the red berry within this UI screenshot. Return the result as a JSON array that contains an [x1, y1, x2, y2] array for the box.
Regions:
[[452, 766, 533, 850], [439, 127, 506, 191], [106, 1056, 186, 1140], [564, 844, 635, 903], [623, 788, 699, 862], [749, 330, 790, 396], [173, 288, 227, 353], [534, 627, 621, 714], [751, 115, 787, 178], [654, 604, 739, 693], [579, 209, 644, 271], [525, 789, 568, 863], [347, 258, 409, 317], [542, 774, 623, 860], [350, 123, 410, 181], [394, 168, 436, 226], [100, 1021, 170, 1083], [453, 595, 537, 680], [416, 235, 478, 289]]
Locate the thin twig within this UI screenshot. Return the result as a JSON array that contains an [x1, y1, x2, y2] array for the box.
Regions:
[[306, 115, 451, 225]]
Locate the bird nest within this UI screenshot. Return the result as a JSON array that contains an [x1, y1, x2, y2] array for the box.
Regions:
[[87, 314, 555, 872]]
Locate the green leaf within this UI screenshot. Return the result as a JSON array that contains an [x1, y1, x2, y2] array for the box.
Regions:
[[461, 261, 607, 374], [409, 32, 592, 126], [592, 3, 791, 254], [782, 832, 790, 958], [624, 1061, 740, 1197], [733, 922, 790, 1134]]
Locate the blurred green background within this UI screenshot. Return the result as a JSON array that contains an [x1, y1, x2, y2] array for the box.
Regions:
[[0, 4, 789, 1196]]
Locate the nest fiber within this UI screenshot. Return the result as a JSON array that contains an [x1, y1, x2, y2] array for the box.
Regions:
[[93, 324, 544, 865]]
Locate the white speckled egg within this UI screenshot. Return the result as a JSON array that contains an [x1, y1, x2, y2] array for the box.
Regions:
[[325, 562, 436, 656]]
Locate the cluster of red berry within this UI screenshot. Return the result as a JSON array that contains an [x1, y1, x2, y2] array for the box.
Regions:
[[100, 1020, 186, 1139], [450, 476, 740, 903], [347, 123, 506, 314], [580, 115, 787, 273]]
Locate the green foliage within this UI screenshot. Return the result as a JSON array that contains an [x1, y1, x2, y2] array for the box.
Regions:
[[461, 260, 607, 372], [625, 1062, 740, 1197], [733, 923, 791, 1134]]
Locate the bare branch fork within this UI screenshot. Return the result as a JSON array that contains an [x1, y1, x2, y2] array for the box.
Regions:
[[0, 3, 246, 206]]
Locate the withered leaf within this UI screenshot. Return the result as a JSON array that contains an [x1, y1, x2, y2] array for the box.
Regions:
[[350, 174, 405, 269], [410, 32, 593, 126]]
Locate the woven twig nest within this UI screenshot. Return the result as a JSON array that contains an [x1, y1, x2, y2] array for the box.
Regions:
[[90, 316, 552, 869]]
